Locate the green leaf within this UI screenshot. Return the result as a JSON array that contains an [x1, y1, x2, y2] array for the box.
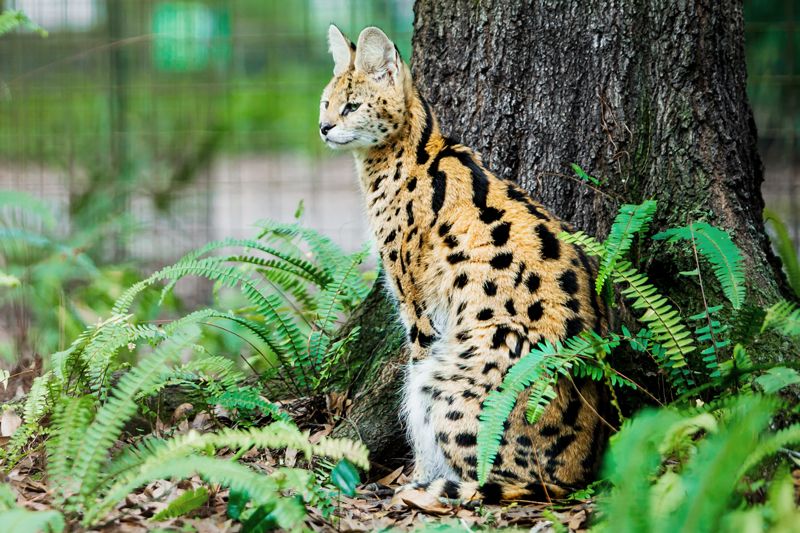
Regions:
[[596, 200, 658, 295], [0, 271, 19, 287], [653, 222, 745, 309], [570, 163, 602, 186], [153, 487, 209, 521], [0, 509, 64, 532], [754, 367, 800, 394], [228, 488, 251, 520], [331, 459, 360, 496], [0, 10, 48, 37], [764, 208, 800, 298]]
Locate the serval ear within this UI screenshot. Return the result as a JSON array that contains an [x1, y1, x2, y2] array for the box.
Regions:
[[328, 24, 354, 76], [355, 26, 400, 85]]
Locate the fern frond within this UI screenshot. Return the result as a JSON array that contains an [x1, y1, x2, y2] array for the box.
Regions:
[[87, 458, 312, 528], [764, 208, 800, 298], [688, 305, 729, 380], [47, 396, 95, 504], [477, 335, 603, 484], [89, 423, 368, 525], [737, 424, 800, 478], [558, 231, 607, 257], [153, 486, 209, 521], [762, 300, 800, 336], [597, 200, 657, 294], [664, 397, 776, 532], [0, 509, 65, 532], [653, 222, 745, 309], [0, 190, 56, 229], [112, 258, 259, 315], [615, 261, 696, 375], [71, 326, 201, 502]]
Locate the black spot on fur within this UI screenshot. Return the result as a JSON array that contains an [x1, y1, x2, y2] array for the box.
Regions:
[[565, 317, 584, 338], [527, 302, 544, 321], [545, 433, 577, 458], [491, 326, 510, 349], [438, 222, 452, 237], [504, 299, 517, 316], [514, 262, 527, 286], [407, 177, 417, 191], [526, 272, 541, 293], [454, 273, 468, 288], [477, 309, 494, 321], [416, 97, 433, 165], [481, 482, 503, 504], [436, 432, 449, 444], [517, 435, 532, 447], [446, 410, 463, 421], [455, 433, 477, 447], [482, 361, 498, 374], [388, 250, 398, 262], [540, 424, 560, 437], [491, 222, 511, 247], [418, 330, 434, 348], [459, 346, 477, 359], [383, 230, 396, 244], [442, 480, 460, 499], [566, 298, 581, 313], [444, 234, 458, 248], [559, 270, 579, 295], [490, 252, 514, 269], [483, 280, 498, 296], [535, 224, 560, 260], [563, 396, 583, 426], [447, 252, 468, 264], [431, 166, 446, 214]]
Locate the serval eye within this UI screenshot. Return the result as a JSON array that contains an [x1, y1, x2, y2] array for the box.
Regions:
[[342, 102, 361, 116]]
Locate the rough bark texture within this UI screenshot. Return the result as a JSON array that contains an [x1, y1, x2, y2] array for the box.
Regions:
[[339, 0, 793, 460], [411, 0, 785, 302], [331, 283, 411, 465]]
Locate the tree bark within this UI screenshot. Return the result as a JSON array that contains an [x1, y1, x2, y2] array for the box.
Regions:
[[339, 0, 794, 461]]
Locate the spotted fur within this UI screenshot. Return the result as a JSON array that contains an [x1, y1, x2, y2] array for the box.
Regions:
[[320, 25, 610, 502]]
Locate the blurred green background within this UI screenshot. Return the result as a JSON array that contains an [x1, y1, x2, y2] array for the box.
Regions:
[[0, 0, 797, 362]]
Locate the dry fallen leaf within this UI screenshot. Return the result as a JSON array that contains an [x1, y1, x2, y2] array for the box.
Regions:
[[172, 402, 194, 423], [395, 489, 453, 515], [569, 509, 587, 530], [0, 408, 22, 437], [376, 466, 404, 487]]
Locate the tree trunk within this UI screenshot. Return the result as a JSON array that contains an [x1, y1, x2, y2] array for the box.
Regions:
[[339, 0, 794, 461]]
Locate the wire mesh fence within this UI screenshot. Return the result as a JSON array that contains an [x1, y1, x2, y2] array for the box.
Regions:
[[0, 0, 413, 268], [0, 0, 797, 263]]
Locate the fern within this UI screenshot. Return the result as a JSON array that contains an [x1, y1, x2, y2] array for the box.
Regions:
[[47, 396, 95, 505], [153, 487, 209, 521], [653, 222, 746, 309], [477, 335, 609, 484], [0, 508, 65, 532], [71, 326, 201, 502], [762, 300, 800, 336], [596, 200, 657, 295], [0, 10, 47, 36], [85, 423, 368, 525], [596, 395, 798, 533], [688, 305, 729, 380], [764, 208, 800, 298]]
